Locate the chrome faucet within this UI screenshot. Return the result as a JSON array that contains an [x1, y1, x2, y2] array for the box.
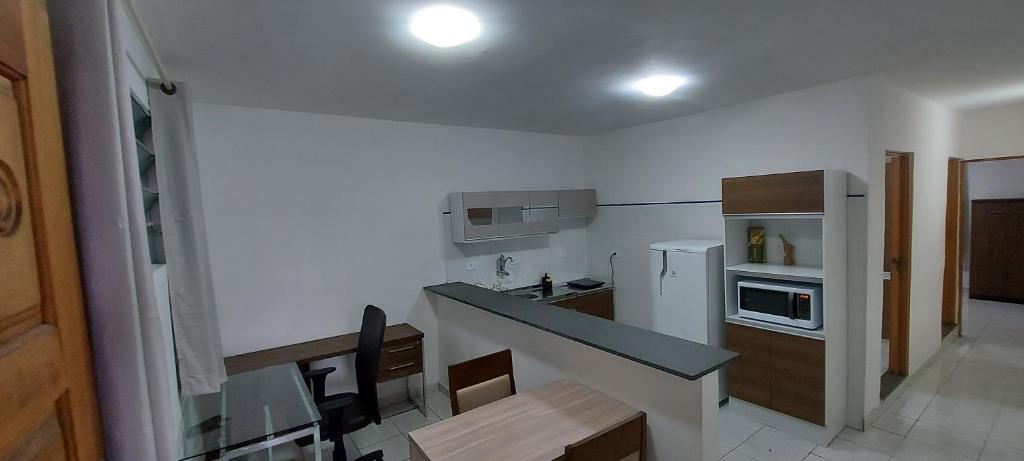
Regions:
[[497, 254, 514, 278]]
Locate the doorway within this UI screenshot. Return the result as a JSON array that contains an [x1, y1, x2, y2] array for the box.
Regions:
[[880, 152, 912, 399], [961, 155, 1024, 308]]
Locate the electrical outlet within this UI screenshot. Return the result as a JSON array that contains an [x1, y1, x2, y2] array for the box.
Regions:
[[465, 262, 477, 271]]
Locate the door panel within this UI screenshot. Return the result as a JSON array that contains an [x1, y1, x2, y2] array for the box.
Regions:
[[882, 153, 911, 376], [1, 0, 103, 458], [970, 200, 1024, 303], [0, 76, 41, 341]]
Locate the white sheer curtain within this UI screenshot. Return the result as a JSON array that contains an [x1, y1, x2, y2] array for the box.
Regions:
[[48, 1, 183, 459], [148, 81, 227, 395]]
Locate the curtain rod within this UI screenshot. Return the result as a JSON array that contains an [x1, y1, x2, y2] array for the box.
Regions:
[[121, 0, 177, 94]]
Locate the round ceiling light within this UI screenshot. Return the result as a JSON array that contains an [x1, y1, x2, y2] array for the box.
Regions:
[[410, 5, 482, 48], [633, 75, 688, 97]]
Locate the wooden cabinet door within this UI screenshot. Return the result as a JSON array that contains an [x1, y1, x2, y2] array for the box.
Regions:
[[770, 333, 825, 425], [551, 290, 614, 321], [723, 323, 772, 408], [722, 170, 824, 214], [574, 290, 614, 321], [0, 0, 103, 458], [970, 199, 1024, 303]]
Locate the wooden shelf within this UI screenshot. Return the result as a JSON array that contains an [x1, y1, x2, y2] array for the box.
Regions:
[[724, 213, 824, 220], [727, 263, 823, 282], [726, 315, 825, 340]]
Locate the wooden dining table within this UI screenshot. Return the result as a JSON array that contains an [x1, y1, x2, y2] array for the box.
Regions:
[[408, 379, 641, 461]]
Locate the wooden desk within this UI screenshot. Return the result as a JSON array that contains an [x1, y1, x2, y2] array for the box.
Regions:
[[408, 379, 640, 461], [223, 323, 425, 416], [224, 323, 422, 375]]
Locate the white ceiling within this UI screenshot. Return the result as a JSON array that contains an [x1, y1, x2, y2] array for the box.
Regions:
[[136, 0, 1024, 135]]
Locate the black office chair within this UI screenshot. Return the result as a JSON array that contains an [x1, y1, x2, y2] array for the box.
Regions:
[[302, 305, 387, 461]]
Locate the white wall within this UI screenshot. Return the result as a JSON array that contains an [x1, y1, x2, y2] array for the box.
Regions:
[[192, 103, 587, 391], [967, 158, 1024, 200], [582, 78, 872, 428], [862, 77, 958, 415], [958, 102, 1024, 158]]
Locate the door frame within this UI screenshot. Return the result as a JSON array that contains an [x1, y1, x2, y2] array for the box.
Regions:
[[884, 151, 912, 376], [941, 158, 966, 335], [950, 154, 1024, 334]]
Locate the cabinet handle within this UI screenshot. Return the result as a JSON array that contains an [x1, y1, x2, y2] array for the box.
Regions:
[[385, 344, 417, 354], [387, 362, 418, 371]]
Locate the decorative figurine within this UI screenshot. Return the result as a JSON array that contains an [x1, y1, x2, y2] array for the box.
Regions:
[[780, 234, 795, 266]]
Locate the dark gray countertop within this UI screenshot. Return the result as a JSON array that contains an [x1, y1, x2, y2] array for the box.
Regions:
[[425, 282, 738, 381]]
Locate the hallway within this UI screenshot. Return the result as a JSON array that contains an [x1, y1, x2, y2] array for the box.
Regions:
[[720, 298, 1024, 460]]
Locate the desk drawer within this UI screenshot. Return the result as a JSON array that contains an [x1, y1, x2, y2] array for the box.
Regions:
[[378, 339, 422, 382], [378, 361, 423, 382], [380, 340, 422, 368]]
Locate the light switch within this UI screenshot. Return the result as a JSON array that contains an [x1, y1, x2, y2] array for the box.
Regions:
[[465, 262, 477, 271]]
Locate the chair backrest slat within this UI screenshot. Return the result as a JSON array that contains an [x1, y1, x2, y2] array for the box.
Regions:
[[564, 411, 646, 461], [447, 349, 516, 415]]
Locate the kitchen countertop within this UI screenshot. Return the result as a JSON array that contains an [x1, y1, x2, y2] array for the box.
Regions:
[[504, 281, 612, 303], [424, 282, 738, 381]]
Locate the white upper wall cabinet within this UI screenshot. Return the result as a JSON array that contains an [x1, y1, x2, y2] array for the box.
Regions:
[[449, 189, 596, 243], [558, 189, 597, 218]]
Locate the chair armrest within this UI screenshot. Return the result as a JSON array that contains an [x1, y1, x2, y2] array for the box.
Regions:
[[302, 367, 336, 379], [302, 367, 336, 404]]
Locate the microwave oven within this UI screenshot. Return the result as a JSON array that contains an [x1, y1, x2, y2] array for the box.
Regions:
[[737, 279, 823, 330]]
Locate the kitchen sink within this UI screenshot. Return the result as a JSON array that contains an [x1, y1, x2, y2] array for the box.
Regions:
[[514, 293, 539, 300]]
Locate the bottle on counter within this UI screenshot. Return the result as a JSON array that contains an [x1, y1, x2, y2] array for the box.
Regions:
[[541, 273, 553, 295]]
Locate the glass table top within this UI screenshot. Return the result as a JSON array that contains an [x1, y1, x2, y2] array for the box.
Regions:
[[179, 363, 321, 460]]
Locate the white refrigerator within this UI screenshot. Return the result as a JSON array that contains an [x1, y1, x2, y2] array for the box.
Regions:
[[650, 239, 726, 401]]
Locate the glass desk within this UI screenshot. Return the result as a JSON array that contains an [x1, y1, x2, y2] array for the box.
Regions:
[[179, 363, 322, 460]]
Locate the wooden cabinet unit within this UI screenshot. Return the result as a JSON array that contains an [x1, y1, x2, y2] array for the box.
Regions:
[[725, 323, 825, 425], [722, 170, 825, 214], [551, 288, 614, 321]]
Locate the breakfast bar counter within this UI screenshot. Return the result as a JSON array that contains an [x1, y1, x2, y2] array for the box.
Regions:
[[425, 282, 738, 461]]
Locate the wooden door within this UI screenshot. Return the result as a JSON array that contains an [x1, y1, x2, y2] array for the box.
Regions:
[[941, 159, 966, 329], [0, 0, 103, 459], [970, 199, 1024, 303], [882, 153, 911, 376]]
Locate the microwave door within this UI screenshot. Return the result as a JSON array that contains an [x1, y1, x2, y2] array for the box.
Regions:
[[741, 287, 791, 317]]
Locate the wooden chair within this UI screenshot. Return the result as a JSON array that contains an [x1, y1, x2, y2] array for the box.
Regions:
[[564, 411, 646, 461], [447, 349, 516, 415]]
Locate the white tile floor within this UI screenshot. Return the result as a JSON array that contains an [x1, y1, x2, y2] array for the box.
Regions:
[[720, 299, 1024, 461]]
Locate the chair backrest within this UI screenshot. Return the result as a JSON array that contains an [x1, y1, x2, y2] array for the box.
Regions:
[[564, 412, 646, 461], [356, 304, 387, 424], [447, 349, 516, 415]]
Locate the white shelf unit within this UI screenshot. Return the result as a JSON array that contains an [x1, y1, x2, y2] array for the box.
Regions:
[[725, 263, 823, 282], [722, 169, 847, 444]]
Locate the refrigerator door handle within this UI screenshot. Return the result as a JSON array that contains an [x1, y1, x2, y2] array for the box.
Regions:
[[658, 250, 668, 295]]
